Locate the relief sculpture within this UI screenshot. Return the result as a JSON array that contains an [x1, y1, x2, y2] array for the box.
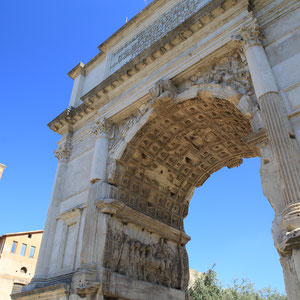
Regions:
[[103, 225, 189, 290]]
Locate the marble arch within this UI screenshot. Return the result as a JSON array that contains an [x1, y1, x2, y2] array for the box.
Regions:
[[108, 83, 260, 230], [14, 0, 300, 300]]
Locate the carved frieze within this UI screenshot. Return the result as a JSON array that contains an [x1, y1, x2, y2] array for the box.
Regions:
[[188, 52, 252, 96], [103, 221, 189, 291]]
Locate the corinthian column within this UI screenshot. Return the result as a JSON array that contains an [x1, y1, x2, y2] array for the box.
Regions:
[[236, 18, 300, 227], [80, 118, 113, 267], [235, 19, 300, 299], [35, 136, 72, 279]]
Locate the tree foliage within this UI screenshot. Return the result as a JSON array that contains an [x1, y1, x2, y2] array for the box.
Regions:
[[189, 266, 287, 300]]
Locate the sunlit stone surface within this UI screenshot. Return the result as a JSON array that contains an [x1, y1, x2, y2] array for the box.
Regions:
[[13, 0, 300, 299]]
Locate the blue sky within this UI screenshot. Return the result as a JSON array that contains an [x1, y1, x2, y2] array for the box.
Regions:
[[0, 0, 285, 294]]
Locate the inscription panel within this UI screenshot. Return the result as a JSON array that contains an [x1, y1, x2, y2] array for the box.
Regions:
[[109, 0, 210, 74]]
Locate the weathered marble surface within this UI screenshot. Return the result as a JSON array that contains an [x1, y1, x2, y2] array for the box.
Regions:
[[15, 0, 300, 299], [109, 0, 211, 74]]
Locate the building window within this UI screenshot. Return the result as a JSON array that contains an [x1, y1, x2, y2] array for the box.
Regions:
[[29, 246, 36, 258], [20, 244, 27, 256], [20, 267, 27, 274], [28, 234, 32, 239], [11, 241, 18, 254]]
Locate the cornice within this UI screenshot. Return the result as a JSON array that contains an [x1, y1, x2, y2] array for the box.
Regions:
[[67, 51, 106, 80], [68, 62, 85, 79], [48, 0, 243, 135], [97, 0, 167, 53], [95, 199, 191, 244], [81, 0, 234, 101]]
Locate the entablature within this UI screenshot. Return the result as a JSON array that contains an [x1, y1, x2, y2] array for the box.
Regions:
[[48, 0, 251, 135]]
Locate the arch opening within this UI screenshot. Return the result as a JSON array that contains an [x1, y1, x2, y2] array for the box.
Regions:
[[185, 157, 285, 292], [111, 93, 260, 230]]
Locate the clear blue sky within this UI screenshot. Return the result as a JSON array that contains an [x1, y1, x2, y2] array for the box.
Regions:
[[0, 0, 285, 294]]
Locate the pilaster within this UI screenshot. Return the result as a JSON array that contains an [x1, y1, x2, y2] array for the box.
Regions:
[[33, 133, 73, 280], [73, 118, 115, 293]]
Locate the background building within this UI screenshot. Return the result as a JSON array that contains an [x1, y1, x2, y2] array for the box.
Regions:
[[189, 269, 202, 288], [0, 231, 43, 300], [0, 163, 6, 180]]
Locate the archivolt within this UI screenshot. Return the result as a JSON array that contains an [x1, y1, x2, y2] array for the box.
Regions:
[[108, 85, 260, 230]]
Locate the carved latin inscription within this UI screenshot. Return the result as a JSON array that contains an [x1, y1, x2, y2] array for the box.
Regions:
[[109, 0, 210, 73]]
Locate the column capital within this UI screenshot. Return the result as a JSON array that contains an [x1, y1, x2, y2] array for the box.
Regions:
[[91, 118, 114, 138], [54, 141, 72, 162], [233, 18, 262, 51]]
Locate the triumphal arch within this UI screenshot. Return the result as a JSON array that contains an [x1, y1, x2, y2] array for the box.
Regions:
[[14, 0, 300, 299]]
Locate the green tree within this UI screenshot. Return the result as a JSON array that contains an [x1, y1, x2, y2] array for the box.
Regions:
[[189, 267, 287, 300]]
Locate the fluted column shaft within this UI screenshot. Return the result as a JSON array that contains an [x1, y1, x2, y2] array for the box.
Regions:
[[240, 20, 300, 221]]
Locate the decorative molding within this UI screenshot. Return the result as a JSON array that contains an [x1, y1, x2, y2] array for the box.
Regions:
[[187, 52, 252, 96], [109, 0, 223, 74], [225, 158, 243, 169], [95, 199, 191, 245], [48, 0, 239, 135], [90, 118, 114, 138], [59, 207, 82, 225], [68, 62, 85, 80], [75, 282, 100, 298], [71, 265, 99, 297], [54, 139, 72, 162], [232, 17, 263, 51], [149, 79, 178, 99], [242, 128, 269, 147]]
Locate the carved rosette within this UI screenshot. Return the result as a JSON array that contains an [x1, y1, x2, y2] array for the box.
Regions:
[[232, 18, 262, 51], [90, 118, 114, 138], [54, 142, 72, 162]]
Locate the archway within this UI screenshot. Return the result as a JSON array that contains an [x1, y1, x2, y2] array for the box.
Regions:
[[95, 80, 261, 299], [185, 156, 284, 291], [23, 10, 300, 300], [110, 85, 259, 229]]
